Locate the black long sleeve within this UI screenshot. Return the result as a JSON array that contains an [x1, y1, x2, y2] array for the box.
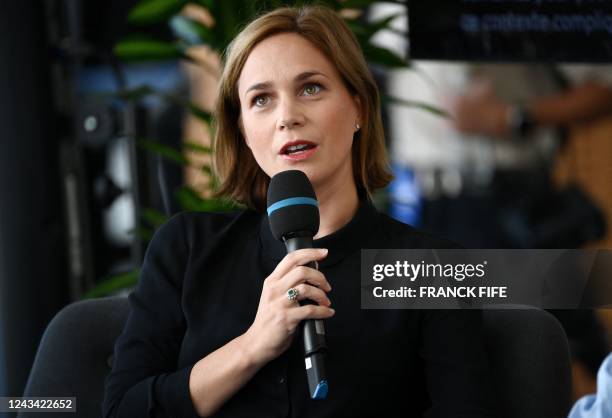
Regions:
[[102, 214, 199, 417], [102, 201, 494, 418]]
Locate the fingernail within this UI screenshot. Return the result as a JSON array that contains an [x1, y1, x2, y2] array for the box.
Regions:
[[330, 308, 335, 314], [320, 248, 328, 254]]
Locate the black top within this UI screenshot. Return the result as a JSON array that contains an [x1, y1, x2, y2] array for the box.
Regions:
[[102, 200, 493, 418]]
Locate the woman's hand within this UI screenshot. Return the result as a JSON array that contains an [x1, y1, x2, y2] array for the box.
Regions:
[[241, 248, 335, 367]]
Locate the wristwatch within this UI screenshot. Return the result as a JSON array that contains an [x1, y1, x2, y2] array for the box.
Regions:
[[507, 104, 536, 138]]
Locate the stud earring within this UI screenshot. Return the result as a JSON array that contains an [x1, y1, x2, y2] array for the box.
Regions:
[[355, 123, 361, 132]]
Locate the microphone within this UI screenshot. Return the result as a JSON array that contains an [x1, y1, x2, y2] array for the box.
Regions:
[[267, 170, 328, 400]]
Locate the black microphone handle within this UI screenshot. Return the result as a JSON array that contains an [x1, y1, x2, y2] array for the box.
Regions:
[[284, 234, 328, 399]]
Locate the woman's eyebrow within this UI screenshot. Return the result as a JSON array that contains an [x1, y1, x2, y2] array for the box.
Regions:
[[244, 71, 328, 95]]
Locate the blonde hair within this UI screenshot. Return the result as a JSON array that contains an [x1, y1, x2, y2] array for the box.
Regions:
[[213, 5, 392, 211]]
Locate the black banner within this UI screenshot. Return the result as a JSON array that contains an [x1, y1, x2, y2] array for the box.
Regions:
[[408, 0, 612, 62], [361, 249, 612, 309]]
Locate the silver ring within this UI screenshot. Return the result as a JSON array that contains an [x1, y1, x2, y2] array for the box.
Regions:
[[287, 287, 299, 302]]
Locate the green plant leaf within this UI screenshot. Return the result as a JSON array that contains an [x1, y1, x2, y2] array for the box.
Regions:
[[382, 94, 450, 118], [133, 226, 155, 241], [138, 137, 188, 165], [191, 0, 215, 10], [200, 164, 214, 178], [360, 43, 408, 67], [210, 1, 240, 49], [175, 186, 241, 212], [343, 0, 405, 7], [303, 0, 343, 10], [187, 103, 213, 124], [184, 141, 212, 154], [82, 269, 140, 298], [175, 185, 204, 209], [114, 38, 183, 61], [141, 207, 169, 227], [128, 0, 187, 25], [346, 21, 369, 40], [347, 12, 403, 40]]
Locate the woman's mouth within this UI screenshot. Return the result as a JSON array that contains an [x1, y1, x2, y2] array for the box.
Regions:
[[279, 141, 318, 161]]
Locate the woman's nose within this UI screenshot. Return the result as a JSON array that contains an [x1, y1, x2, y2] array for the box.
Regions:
[[278, 118, 301, 130], [276, 98, 305, 131]]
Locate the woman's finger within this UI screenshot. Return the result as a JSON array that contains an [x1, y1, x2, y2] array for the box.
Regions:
[[271, 248, 328, 280], [284, 283, 331, 307], [288, 304, 336, 324], [280, 265, 331, 293]]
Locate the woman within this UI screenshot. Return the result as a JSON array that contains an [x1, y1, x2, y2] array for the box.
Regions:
[[103, 5, 493, 418]]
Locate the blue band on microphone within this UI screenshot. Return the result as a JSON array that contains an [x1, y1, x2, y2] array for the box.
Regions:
[[312, 380, 328, 399], [267, 197, 318, 216]]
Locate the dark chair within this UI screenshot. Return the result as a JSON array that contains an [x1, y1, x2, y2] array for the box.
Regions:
[[483, 306, 572, 418], [19, 297, 129, 418], [20, 298, 572, 418]]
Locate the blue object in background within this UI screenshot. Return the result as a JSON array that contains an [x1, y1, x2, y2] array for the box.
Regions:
[[569, 353, 612, 418], [78, 61, 183, 98], [388, 164, 422, 227]]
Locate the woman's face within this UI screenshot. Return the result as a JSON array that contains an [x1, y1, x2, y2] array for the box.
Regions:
[[237, 32, 361, 192]]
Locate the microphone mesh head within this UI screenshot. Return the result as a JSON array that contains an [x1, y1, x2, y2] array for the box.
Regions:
[[267, 170, 320, 241]]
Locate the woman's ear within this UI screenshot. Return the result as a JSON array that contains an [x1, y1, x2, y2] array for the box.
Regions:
[[353, 95, 362, 126]]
